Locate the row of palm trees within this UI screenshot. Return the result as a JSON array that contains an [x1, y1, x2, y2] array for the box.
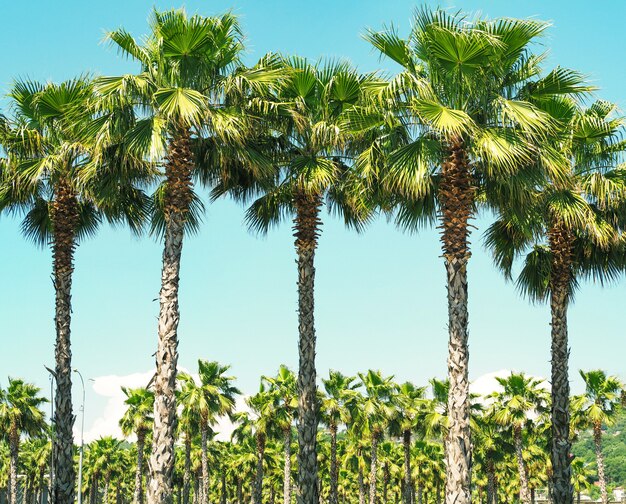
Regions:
[[2, 365, 625, 504], [2, 6, 626, 504]]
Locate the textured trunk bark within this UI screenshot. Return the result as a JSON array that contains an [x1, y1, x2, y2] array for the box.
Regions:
[[253, 434, 266, 504], [104, 474, 111, 504], [294, 192, 322, 504], [368, 434, 379, 504], [51, 178, 79, 504], [135, 430, 146, 504], [284, 427, 292, 504], [8, 425, 19, 504], [236, 478, 243, 504], [594, 422, 608, 504], [220, 472, 226, 504], [201, 423, 209, 504], [530, 488, 535, 504], [329, 424, 338, 504], [514, 427, 530, 504], [358, 465, 365, 504], [486, 460, 496, 504], [148, 128, 194, 504], [548, 222, 574, 504], [439, 138, 473, 504], [417, 484, 422, 504], [403, 430, 412, 504]]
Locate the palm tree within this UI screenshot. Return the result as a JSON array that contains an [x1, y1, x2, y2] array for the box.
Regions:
[[263, 366, 298, 504], [239, 57, 378, 504], [488, 373, 549, 504], [575, 370, 624, 504], [99, 10, 277, 501], [233, 388, 276, 504], [0, 78, 148, 504], [320, 371, 359, 504], [570, 458, 594, 504], [388, 382, 426, 504], [86, 437, 126, 504], [361, 10, 587, 502], [356, 370, 396, 504], [120, 387, 154, 504], [0, 378, 47, 504], [485, 99, 626, 504], [178, 361, 240, 504]]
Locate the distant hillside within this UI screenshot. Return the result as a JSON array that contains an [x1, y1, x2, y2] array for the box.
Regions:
[[572, 407, 626, 489]]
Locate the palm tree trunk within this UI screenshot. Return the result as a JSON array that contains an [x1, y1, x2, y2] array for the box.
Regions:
[[148, 127, 193, 504], [236, 478, 243, 504], [284, 427, 292, 504], [439, 137, 473, 504], [135, 430, 146, 504], [382, 463, 389, 504], [368, 433, 379, 504], [293, 192, 322, 504], [220, 472, 226, 504], [104, 474, 111, 504], [358, 466, 365, 504], [201, 423, 209, 504], [8, 425, 19, 504], [548, 222, 574, 504], [253, 433, 266, 504], [593, 422, 608, 504], [329, 424, 338, 504], [486, 460, 496, 504], [514, 427, 530, 504], [51, 178, 79, 504], [183, 437, 191, 504], [402, 430, 411, 504]]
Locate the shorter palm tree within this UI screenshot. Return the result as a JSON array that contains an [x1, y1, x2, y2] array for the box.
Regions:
[[120, 387, 154, 504], [263, 366, 298, 504], [321, 371, 359, 504], [0, 378, 47, 504], [178, 361, 240, 504], [488, 373, 549, 504], [574, 370, 624, 504], [356, 370, 396, 504], [571, 458, 594, 504]]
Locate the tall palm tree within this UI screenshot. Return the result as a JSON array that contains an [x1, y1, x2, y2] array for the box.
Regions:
[[178, 361, 240, 504], [485, 99, 626, 504], [320, 371, 359, 504], [0, 78, 148, 504], [120, 387, 155, 504], [263, 366, 298, 504], [99, 11, 276, 502], [488, 373, 549, 504], [356, 370, 396, 504], [575, 370, 624, 504], [0, 378, 47, 504], [232, 56, 380, 504], [388, 382, 426, 504], [361, 10, 587, 502]]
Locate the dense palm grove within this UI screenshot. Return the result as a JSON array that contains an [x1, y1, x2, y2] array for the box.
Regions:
[[1, 5, 626, 504], [1, 366, 626, 504]]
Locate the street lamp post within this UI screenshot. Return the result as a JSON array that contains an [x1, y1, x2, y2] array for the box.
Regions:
[[74, 369, 86, 504]]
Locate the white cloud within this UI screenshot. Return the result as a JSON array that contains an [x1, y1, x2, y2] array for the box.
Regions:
[[78, 369, 550, 444], [79, 369, 249, 444]]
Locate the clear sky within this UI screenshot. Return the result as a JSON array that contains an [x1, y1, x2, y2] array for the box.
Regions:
[[1, 0, 625, 438]]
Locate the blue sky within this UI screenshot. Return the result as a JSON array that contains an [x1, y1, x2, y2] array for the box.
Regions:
[[1, 0, 626, 435]]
